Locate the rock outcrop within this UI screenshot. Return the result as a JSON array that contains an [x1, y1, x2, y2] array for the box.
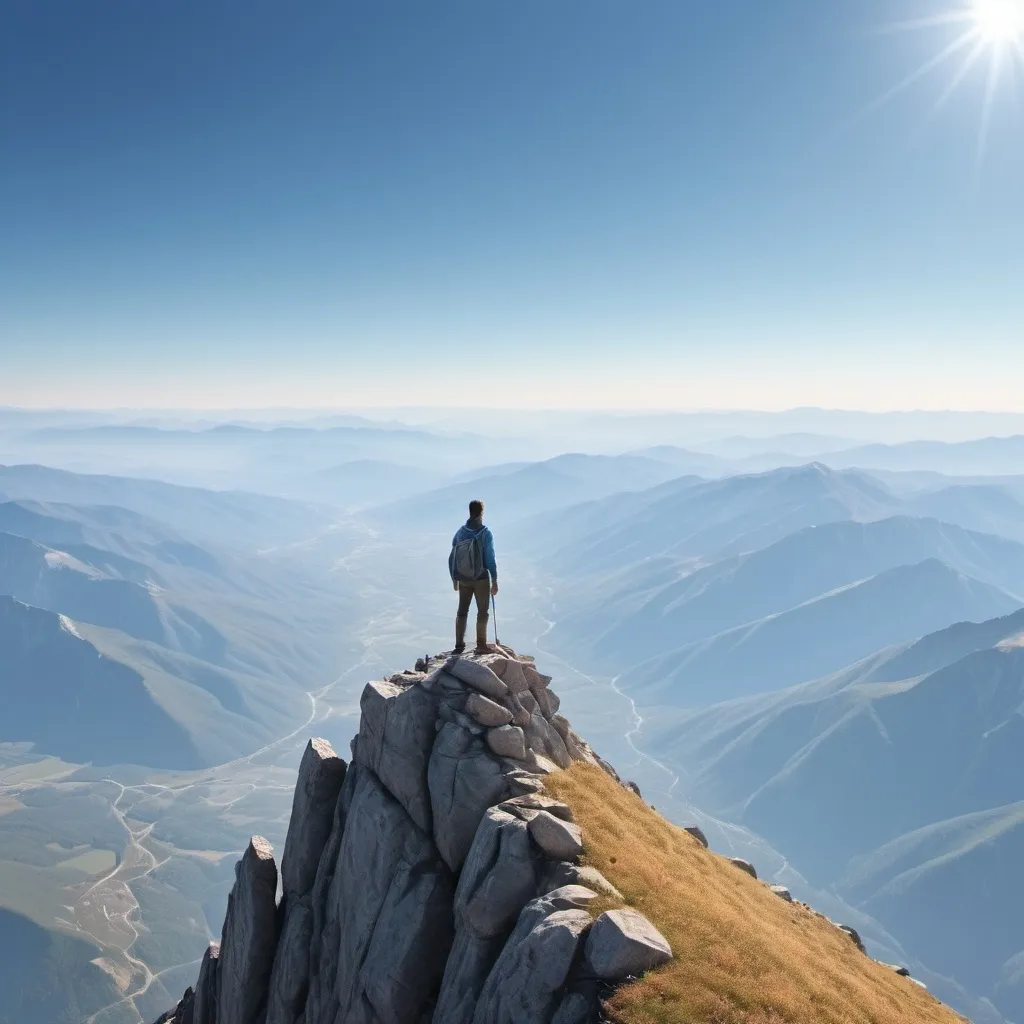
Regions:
[[154, 648, 672, 1024]]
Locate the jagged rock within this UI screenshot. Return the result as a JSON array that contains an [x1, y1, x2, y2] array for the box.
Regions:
[[192, 943, 219, 1024], [474, 897, 594, 1024], [504, 690, 532, 727], [551, 985, 600, 1024], [485, 723, 526, 759], [501, 792, 574, 823], [518, 690, 539, 716], [585, 908, 673, 981], [266, 739, 347, 1024], [524, 711, 572, 769], [312, 764, 455, 1022], [729, 857, 758, 879], [446, 657, 508, 699], [357, 679, 438, 833], [499, 657, 530, 694], [541, 862, 623, 900], [466, 692, 514, 727], [218, 837, 279, 1024], [838, 924, 867, 953], [429, 723, 511, 871], [528, 810, 584, 860], [434, 808, 543, 1022], [625, 780, 643, 799], [770, 884, 794, 902], [684, 825, 709, 848]]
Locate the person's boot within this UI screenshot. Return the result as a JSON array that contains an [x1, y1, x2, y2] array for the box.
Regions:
[[475, 616, 494, 654], [454, 615, 468, 654]]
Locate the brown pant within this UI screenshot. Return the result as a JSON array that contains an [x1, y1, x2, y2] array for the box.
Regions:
[[456, 578, 491, 623]]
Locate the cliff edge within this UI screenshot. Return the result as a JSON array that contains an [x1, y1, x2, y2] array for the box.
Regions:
[[153, 647, 963, 1024]]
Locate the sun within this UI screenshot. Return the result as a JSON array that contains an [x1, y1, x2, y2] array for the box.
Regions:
[[971, 0, 1024, 43]]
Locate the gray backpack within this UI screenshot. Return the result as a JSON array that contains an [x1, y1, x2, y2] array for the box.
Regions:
[[453, 532, 484, 581]]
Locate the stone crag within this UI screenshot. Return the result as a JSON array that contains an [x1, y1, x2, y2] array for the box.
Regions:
[[153, 648, 671, 1024]]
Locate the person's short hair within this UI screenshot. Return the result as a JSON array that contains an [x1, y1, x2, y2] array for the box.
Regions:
[[469, 499, 484, 518]]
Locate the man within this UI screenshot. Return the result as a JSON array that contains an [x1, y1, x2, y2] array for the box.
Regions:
[[449, 499, 498, 654]]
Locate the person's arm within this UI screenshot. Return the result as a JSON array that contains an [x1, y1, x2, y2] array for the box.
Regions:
[[449, 533, 459, 586], [483, 529, 497, 586]]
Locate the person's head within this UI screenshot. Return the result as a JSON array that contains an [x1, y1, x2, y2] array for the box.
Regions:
[[469, 499, 484, 521]]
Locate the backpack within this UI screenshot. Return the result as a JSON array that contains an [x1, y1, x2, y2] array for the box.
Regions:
[[453, 531, 485, 581]]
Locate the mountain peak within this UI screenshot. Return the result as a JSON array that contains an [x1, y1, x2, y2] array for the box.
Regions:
[[152, 648, 961, 1024]]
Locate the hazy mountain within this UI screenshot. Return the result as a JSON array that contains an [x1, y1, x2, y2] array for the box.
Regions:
[[532, 464, 901, 576], [375, 452, 685, 530], [619, 559, 1021, 707], [294, 459, 438, 505], [839, 803, 1024, 1022], [0, 597, 202, 768], [552, 516, 1024, 668], [907, 484, 1024, 543], [0, 464, 330, 549], [823, 435, 1024, 477]]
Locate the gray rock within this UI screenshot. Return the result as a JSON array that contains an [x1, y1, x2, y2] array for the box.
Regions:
[[434, 809, 542, 1022], [524, 711, 572, 769], [265, 903, 313, 1024], [770, 885, 793, 902], [838, 924, 867, 953], [192, 944, 219, 1024], [625, 780, 642, 799], [585, 908, 672, 981], [473, 908, 593, 1024], [498, 658, 531, 694], [279, 738, 347, 901], [217, 837, 279, 1024], [500, 793, 574, 823], [486, 724, 527, 760], [314, 765, 455, 1023], [551, 989, 598, 1024], [429, 723, 511, 871], [456, 809, 541, 939], [446, 657, 508, 699], [466, 692, 514, 727], [356, 679, 438, 833], [504, 691, 533, 727], [684, 825, 709, 848], [518, 690, 539, 716], [528, 810, 584, 860], [729, 857, 758, 879]]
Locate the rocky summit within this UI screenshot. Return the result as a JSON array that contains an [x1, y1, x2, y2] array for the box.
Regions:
[[152, 647, 672, 1024]]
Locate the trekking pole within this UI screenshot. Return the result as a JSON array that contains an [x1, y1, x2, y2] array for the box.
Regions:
[[491, 590, 500, 648]]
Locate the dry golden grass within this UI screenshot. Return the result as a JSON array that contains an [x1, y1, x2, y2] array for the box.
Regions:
[[546, 763, 965, 1024]]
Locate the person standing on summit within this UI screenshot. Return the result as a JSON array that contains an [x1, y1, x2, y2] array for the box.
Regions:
[[449, 499, 498, 654]]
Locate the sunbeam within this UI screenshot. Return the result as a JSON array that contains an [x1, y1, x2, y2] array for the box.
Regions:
[[865, 0, 1024, 161]]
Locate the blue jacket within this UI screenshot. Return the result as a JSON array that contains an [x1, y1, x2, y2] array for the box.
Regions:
[[449, 520, 497, 582]]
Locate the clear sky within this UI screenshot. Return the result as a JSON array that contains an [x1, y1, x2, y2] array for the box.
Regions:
[[1, 0, 1022, 410]]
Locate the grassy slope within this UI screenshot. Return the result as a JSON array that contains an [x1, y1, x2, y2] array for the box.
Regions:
[[546, 763, 964, 1024]]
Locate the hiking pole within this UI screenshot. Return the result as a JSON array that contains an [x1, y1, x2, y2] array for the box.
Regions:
[[491, 590, 500, 648]]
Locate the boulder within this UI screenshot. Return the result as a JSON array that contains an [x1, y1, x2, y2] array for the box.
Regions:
[[429, 723, 510, 871], [504, 691, 532, 727], [500, 793, 574, 823], [434, 809, 542, 1022], [486, 724, 527, 760], [684, 825, 709, 848], [729, 857, 758, 879], [838, 924, 867, 954], [528, 810, 584, 860], [585, 908, 672, 981], [356, 679, 438, 833], [473, 907, 594, 1024], [538, 863, 622, 900], [217, 837, 279, 1024], [770, 885, 794, 903], [446, 657, 508, 699], [465, 692, 513, 727], [524, 711, 572, 769], [499, 658, 531, 694]]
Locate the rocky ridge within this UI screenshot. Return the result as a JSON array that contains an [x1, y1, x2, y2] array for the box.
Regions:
[[153, 648, 672, 1024]]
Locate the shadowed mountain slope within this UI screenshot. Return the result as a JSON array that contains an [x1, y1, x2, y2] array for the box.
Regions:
[[619, 559, 1021, 706]]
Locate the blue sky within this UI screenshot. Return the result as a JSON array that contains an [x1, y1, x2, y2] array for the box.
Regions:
[[1, 0, 1022, 410]]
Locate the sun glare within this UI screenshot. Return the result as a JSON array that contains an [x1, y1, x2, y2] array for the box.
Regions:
[[971, 0, 1024, 42]]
